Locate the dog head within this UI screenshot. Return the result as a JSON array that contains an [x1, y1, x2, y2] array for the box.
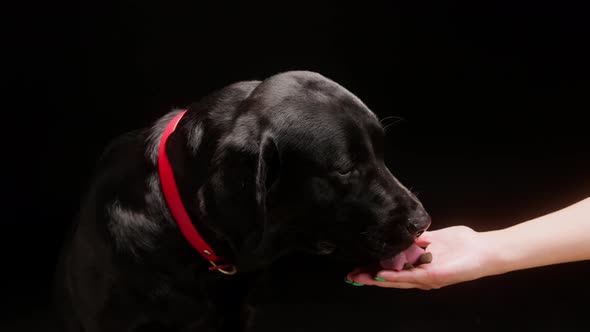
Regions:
[[196, 71, 430, 270]]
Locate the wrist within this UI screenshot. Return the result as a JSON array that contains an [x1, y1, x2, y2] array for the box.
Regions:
[[478, 229, 519, 277]]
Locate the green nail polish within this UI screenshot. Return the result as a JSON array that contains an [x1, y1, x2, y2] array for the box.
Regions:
[[374, 277, 385, 282], [351, 282, 364, 286], [344, 278, 354, 284]]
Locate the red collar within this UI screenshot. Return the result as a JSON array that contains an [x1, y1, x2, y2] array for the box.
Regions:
[[158, 110, 237, 275]]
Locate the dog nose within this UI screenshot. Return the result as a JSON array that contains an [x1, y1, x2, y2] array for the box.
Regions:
[[407, 211, 431, 238]]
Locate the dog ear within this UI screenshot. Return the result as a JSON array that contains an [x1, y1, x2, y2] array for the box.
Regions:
[[204, 120, 280, 260]]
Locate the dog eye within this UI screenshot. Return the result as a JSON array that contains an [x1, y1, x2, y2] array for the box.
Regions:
[[337, 169, 352, 176], [335, 168, 357, 178]]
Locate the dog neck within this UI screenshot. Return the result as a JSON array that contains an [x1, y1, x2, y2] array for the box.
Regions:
[[157, 110, 237, 275]]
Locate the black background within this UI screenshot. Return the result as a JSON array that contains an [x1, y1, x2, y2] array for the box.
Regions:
[[5, 1, 590, 331]]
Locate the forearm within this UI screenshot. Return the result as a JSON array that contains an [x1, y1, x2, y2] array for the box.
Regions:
[[482, 197, 590, 276]]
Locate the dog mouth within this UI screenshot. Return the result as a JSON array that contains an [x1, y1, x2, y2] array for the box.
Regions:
[[378, 243, 426, 271]]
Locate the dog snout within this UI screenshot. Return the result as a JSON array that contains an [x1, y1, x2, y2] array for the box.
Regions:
[[407, 209, 431, 238]]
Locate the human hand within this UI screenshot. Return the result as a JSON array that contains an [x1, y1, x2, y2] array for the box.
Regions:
[[346, 226, 496, 290]]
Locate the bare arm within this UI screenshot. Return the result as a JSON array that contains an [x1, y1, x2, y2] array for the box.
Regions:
[[485, 196, 590, 275]]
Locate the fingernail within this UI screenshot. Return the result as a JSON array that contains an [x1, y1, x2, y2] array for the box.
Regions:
[[344, 278, 354, 284], [374, 277, 385, 282], [351, 282, 364, 286]]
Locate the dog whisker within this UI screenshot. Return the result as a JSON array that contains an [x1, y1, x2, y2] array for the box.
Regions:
[[379, 115, 404, 125], [381, 115, 405, 133]]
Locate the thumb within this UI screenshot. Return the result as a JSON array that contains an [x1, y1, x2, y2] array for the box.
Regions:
[[415, 231, 434, 247]]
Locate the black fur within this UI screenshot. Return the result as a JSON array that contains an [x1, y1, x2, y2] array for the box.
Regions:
[[54, 71, 431, 331]]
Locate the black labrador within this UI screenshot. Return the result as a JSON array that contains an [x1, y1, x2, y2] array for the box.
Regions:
[[54, 71, 431, 331]]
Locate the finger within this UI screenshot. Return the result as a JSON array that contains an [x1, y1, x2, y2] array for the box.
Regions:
[[348, 272, 419, 288], [369, 281, 422, 289], [376, 266, 431, 283], [350, 271, 382, 285], [346, 267, 362, 277]]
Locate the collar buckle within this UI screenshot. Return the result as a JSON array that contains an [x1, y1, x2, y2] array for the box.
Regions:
[[208, 260, 238, 275]]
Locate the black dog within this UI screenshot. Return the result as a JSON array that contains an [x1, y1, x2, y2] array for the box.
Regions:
[[54, 71, 431, 331]]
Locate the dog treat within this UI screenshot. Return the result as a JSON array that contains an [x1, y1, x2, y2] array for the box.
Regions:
[[418, 252, 433, 264], [402, 252, 433, 270], [380, 243, 426, 270]]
